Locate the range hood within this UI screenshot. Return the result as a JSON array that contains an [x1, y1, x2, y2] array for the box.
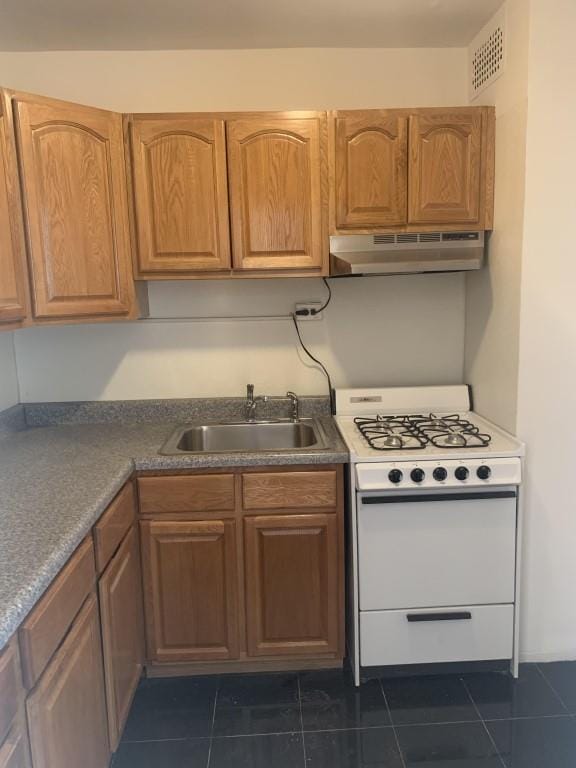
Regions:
[[329, 231, 485, 276]]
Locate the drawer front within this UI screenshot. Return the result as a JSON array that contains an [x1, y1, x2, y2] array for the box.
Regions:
[[19, 537, 95, 689], [357, 494, 516, 610], [360, 604, 514, 667], [138, 475, 235, 515], [94, 483, 136, 573], [243, 471, 337, 511], [0, 640, 21, 745]]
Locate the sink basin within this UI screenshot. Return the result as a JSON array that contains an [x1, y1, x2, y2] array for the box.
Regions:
[[160, 420, 326, 454]]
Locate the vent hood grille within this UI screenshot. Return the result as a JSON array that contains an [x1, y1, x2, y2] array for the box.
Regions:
[[330, 231, 485, 277]]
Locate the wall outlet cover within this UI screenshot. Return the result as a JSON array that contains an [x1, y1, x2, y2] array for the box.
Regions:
[[294, 302, 323, 320]]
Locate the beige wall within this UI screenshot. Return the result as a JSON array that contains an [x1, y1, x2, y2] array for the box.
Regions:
[[515, 0, 576, 661], [15, 274, 466, 401], [0, 333, 19, 411], [0, 48, 466, 111], [464, 0, 529, 433], [2, 46, 469, 403]]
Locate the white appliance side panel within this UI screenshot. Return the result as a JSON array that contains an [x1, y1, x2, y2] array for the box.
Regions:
[[360, 604, 514, 667], [357, 496, 517, 610]]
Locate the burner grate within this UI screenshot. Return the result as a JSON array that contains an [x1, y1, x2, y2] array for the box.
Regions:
[[354, 413, 492, 451]]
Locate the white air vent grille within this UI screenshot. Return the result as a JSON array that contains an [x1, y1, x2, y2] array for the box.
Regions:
[[419, 233, 442, 243], [373, 234, 395, 245], [468, 4, 506, 100]]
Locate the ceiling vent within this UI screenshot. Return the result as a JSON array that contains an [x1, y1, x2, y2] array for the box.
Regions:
[[468, 4, 506, 100]]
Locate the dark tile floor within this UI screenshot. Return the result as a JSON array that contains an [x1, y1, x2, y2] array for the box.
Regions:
[[112, 662, 576, 767]]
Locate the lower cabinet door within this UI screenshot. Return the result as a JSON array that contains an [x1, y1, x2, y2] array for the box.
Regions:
[[140, 519, 240, 663], [244, 514, 340, 657], [26, 594, 109, 768], [0, 716, 32, 768], [99, 526, 144, 751]]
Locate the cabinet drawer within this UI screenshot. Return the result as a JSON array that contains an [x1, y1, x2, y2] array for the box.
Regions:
[[0, 640, 21, 745], [360, 604, 514, 667], [242, 471, 337, 511], [94, 483, 136, 573], [19, 537, 95, 689], [138, 475, 235, 514]]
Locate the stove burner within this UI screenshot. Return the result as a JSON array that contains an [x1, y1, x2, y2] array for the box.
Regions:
[[381, 435, 404, 448], [441, 433, 467, 447], [354, 413, 492, 451]]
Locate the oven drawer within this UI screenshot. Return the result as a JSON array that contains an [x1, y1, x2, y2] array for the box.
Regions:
[[360, 604, 514, 667], [357, 491, 517, 610]]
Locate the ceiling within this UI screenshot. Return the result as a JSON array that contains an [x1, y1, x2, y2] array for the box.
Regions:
[[0, 0, 503, 51]]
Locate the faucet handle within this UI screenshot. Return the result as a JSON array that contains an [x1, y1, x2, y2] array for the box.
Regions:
[[286, 391, 300, 421]]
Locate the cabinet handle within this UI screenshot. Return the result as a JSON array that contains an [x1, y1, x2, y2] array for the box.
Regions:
[[406, 611, 472, 622]]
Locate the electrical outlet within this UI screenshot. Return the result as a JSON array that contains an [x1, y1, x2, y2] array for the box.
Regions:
[[294, 302, 323, 320]]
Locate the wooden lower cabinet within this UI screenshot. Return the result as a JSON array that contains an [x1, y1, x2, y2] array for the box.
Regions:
[[244, 514, 340, 657], [0, 717, 31, 768], [140, 518, 240, 663], [26, 594, 109, 768], [98, 526, 144, 751]]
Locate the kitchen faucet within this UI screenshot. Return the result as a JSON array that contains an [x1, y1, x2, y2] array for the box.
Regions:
[[244, 385, 300, 422]]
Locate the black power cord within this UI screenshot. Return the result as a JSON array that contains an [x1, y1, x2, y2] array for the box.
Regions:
[[291, 278, 336, 414], [294, 277, 332, 318]]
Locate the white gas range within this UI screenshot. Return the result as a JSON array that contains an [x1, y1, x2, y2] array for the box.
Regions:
[[334, 385, 525, 686]]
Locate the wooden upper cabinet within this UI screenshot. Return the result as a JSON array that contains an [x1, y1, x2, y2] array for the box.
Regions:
[[14, 94, 137, 320], [332, 111, 408, 230], [408, 109, 484, 225], [130, 116, 231, 275], [0, 91, 29, 326], [227, 114, 327, 273]]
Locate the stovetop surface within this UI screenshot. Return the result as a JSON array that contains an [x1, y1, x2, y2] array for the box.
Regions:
[[335, 410, 524, 462]]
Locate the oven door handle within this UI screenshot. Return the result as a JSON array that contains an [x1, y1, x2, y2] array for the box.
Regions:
[[361, 490, 517, 504], [406, 611, 472, 623]]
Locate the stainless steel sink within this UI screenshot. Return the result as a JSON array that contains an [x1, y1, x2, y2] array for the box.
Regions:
[[160, 419, 327, 454]]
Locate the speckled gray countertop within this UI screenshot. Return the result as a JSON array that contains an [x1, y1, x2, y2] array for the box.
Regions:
[[0, 401, 348, 651]]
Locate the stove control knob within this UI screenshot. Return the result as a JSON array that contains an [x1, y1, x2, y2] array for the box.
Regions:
[[388, 469, 403, 485], [477, 465, 491, 480], [433, 467, 447, 482], [410, 468, 425, 483], [455, 466, 469, 481]]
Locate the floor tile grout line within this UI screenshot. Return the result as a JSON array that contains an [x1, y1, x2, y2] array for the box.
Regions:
[[460, 676, 507, 768], [535, 663, 571, 713], [297, 674, 307, 767], [205, 685, 219, 768], [379, 678, 407, 768]]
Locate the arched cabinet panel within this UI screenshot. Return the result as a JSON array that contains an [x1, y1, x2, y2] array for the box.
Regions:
[[227, 116, 327, 273], [15, 96, 136, 320], [408, 110, 483, 224], [334, 113, 408, 228], [130, 118, 231, 275]]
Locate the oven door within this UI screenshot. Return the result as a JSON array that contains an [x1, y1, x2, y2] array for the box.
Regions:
[[357, 488, 517, 611]]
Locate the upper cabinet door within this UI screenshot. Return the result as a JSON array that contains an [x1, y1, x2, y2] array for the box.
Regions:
[[227, 115, 327, 273], [332, 112, 408, 230], [0, 92, 29, 325], [408, 109, 483, 225], [130, 117, 231, 275], [15, 96, 137, 320]]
